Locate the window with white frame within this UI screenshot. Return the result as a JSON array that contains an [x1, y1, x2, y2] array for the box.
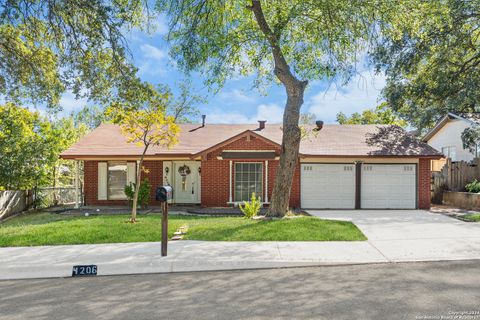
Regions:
[[108, 161, 128, 200], [441, 146, 456, 161], [234, 162, 263, 202]]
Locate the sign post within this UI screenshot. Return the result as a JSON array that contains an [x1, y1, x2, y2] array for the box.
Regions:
[[161, 201, 168, 257], [156, 185, 172, 257]]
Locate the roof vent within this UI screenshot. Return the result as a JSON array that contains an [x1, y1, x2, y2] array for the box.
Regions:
[[258, 120, 266, 130], [314, 120, 324, 131], [202, 114, 206, 127]]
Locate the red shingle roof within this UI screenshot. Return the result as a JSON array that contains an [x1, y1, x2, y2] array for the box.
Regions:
[[61, 123, 442, 158]]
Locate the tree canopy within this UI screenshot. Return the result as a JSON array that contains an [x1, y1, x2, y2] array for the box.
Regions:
[[0, 103, 87, 190], [0, 0, 149, 108], [461, 126, 480, 155], [336, 103, 407, 127], [372, 0, 479, 131], [157, 0, 378, 90]]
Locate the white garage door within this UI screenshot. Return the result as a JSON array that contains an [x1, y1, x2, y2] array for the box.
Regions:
[[361, 164, 416, 209], [301, 164, 355, 209]]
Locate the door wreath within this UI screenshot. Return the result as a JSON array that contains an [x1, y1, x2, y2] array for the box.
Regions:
[[178, 164, 191, 191]]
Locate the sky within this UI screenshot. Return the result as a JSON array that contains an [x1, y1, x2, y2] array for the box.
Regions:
[[58, 15, 386, 125]]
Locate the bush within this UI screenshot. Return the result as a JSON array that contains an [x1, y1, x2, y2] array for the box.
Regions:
[[125, 179, 151, 208], [465, 179, 480, 193], [239, 192, 262, 219]]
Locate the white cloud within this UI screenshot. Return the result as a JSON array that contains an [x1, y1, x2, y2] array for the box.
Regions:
[[138, 43, 168, 76], [140, 44, 166, 61], [206, 103, 283, 124], [306, 71, 386, 123], [255, 103, 283, 123], [219, 89, 257, 103]]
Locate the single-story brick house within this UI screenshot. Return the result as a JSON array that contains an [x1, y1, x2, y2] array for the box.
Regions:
[[61, 120, 442, 209]]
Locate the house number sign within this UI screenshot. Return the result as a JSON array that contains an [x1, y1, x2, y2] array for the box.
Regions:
[[72, 265, 97, 277]]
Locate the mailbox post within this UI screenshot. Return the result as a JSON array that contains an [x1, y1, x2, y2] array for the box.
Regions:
[[156, 185, 172, 256]]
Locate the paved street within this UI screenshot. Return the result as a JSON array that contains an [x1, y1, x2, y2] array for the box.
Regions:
[[1, 260, 479, 320]]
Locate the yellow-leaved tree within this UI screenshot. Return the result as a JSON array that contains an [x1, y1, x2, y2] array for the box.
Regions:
[[117, 99, 179, 222]]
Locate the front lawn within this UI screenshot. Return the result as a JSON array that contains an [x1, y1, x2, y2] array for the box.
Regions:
[[463, 213, 480, 222], [0, 212, 366, 246]]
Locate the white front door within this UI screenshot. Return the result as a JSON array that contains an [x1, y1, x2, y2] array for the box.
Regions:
[[173, 161, 201, 203], [361, 164, 416, 209], [300, 164, 356, 209]]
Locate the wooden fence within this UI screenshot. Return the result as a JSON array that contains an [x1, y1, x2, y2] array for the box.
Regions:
[[431, 158, 480, 204]]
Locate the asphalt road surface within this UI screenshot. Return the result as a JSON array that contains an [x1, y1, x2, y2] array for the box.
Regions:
[[1, 260, 479, 320]]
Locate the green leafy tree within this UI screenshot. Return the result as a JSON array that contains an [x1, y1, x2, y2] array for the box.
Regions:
[[336, 103, 408, 127], [156, 0, 378, 216], [0, 0, 150, 108], [372, 0, 479, 131], [0, 103, 54, 189], [160, 80, 205, 123], [71, 105, 108, 130], [0, 104, 88, 194], [49, 116, 89, 191], [461, 126, 480, 156]]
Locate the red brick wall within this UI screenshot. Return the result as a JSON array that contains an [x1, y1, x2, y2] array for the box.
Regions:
[[84, 155, 429, 209], [200, 135, 300, 208], [142, 160, 164, 205], [83, 160, 163, 206], [418, 158, 431, 209]]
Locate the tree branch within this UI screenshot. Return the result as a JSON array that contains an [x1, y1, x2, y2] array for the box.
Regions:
[[247, 0, 307, 92]]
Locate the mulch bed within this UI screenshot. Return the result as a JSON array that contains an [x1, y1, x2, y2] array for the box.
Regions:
[[186, 207, 267, 216], [186, 207, 309, 216]]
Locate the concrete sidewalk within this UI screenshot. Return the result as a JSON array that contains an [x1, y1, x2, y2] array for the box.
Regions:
[[1, 238, 479, 280], [0, 240, 387, 280]]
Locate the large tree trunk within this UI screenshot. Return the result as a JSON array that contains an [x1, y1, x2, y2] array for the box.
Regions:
[[249, 0, 307, 217], [267, 84, 305, 216]]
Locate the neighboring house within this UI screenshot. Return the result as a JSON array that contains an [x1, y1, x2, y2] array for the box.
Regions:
[[423, 112, 480, 162], [61, 121, 441, 210]]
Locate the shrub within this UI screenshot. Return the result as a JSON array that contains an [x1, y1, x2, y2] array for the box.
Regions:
[[125, 179, 151, 208], [465, 179, 480, 193], [239, 192, 262, 219]]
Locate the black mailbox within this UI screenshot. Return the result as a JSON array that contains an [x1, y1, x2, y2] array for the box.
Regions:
[[156, 185, 173, 202]]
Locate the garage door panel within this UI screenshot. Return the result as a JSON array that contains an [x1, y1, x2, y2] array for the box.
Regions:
[[301, 164, 355, 209], [361, 164, 416, 209]]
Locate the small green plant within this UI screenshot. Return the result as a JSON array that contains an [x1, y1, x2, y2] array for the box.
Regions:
[[465, 179, 480, 193], [239, 192, 262, 219], [125, 179, 151, 208]]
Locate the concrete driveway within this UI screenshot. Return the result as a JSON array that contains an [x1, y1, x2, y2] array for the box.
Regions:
[[308, 210, 480, 262]]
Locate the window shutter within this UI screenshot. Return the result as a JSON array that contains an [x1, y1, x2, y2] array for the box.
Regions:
[[127, 162, 136, 186], [98, 162, 108, 200]]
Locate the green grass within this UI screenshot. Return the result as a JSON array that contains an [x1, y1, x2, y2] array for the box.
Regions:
[[0, 212, 366, 247], [463, 214, 480, 222]]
